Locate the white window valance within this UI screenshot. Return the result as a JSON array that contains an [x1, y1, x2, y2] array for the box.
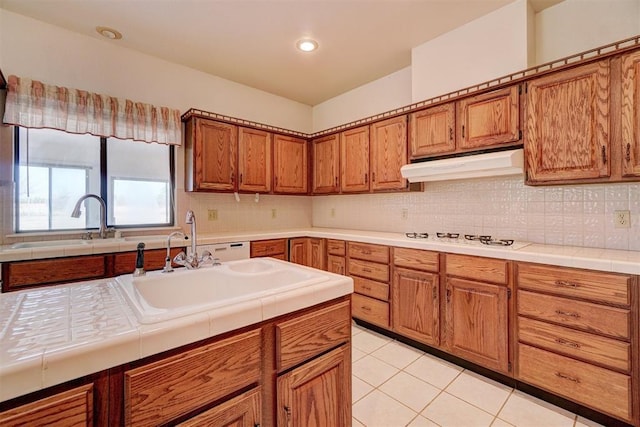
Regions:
[[3, 75, 182, 145]]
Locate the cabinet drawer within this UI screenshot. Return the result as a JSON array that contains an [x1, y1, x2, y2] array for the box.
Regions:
[[113, 248, 185, 276], [393, 247, 439, 272], [276, 300, 351, 371], [518, 317, 630, 372], [327, 239, 346, 256], [518, 344, 632, 422], [176, 387, 261, 427], [354, 276, 389, 301], [349, 259, 389, 282], [348, 242, 389, 264], [518, 290, 630, 340], [125, 329, 261, 426], [446, 254, 508, 285], [4, 255, 107, 290], [352, 294, 389, 328], [251, 239, 286, 257], [0, 384, 93, 427], [517, 263, 632, 306]]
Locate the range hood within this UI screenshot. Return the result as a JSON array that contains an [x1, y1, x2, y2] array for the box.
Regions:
[[401, 148, 524, 183]]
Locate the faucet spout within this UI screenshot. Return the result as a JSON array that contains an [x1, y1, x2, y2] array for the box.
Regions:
[[172, 210, 214, 270], [71, 194, 110, 239], [185, 210, 197, 256]]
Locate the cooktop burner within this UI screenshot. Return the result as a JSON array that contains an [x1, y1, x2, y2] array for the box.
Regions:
[[405, 232, 530, 250]]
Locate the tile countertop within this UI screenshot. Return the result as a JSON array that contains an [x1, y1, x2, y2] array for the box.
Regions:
[[0, 265, 353, 403], [2, 227, 640, 274]]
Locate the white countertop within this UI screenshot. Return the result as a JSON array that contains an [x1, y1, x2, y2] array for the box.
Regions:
[[2, 227, 640, 273], [0, 263, 352, 403]]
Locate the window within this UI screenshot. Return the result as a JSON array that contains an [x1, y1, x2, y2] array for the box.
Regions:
[[15, 127, 174, 232]]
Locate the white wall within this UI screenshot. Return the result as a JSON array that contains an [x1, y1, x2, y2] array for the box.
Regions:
[[411, 0, 531, 103], [535, 0, 640, 64], [311, 67, 411, 133], [0, 9, 312, 134]]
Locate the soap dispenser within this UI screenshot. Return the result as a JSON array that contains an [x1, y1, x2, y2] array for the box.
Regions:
[[133, 242, 146, 276]]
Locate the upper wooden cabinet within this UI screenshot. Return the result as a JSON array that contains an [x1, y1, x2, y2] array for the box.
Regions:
[[370, 116, 408, 191], [274, 134, 308, 194], [184, 117, 237, 192], [238, 127, 272, 193], [312, 134, 340, 194], [525, 60, 610, 184], [457, 85, 520, 151], [340, 126, 370, 193], [622, 50, 640, 177], [409, 103, 455, 158]]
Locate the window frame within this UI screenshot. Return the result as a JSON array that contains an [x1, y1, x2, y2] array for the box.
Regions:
[[13, 127, 176, 233]]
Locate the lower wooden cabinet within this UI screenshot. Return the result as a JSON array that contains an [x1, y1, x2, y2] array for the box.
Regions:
[[250, 238, 287, 260], [392, 267, 439, 346], [277, 345, 351, 427], [176, 387, 261, 427], [327, 254, 346, 275], [0, 384, 94, 427], [445, 277, 510, 374], [288, 237, 326, 270]]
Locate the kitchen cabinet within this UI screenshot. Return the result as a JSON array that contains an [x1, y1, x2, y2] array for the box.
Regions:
[[312, 134, 340, 194], [516, 262, 637, 424], [277, 345, 350, 427], [288, 238, 326, 270], [326, 239, 346, 275], [250, 239, 287, 260], [392, 247, 440, 346], [622, 50, 640, 177], [340, 126, 370, 193], [456, 85, 520, 151], [524, 60, 611, 184], [176, 387, 261, 427], [184, 117, 237, 192], [238, 127, 272, 193], [348, 242, 391, 328], [1, 247, 186, 292], [273, 134, 308, 194], [444, 254, 510, 374], [369, 116, 408, 191], [0, 384, 95, 427], [409, 103, 456, 158]]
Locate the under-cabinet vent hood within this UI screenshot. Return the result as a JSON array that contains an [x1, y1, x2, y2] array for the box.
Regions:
[[400, 148, 524, 183]]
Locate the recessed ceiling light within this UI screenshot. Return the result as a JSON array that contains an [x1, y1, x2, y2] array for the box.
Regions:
[[96, 26, 122, 40], [296, 39, 318, 52]]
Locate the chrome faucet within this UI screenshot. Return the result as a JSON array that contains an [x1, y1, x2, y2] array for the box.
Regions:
[[172, 210, 213, 269], [163, 231, 187, 273], [70, 194, 112, 239]]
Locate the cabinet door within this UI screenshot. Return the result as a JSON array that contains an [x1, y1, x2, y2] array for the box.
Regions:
[[289, 238, 307, 266], [309, 238, 326, 270], [0, 384, 93, 427], [393, 268, 439, 346], [370, 116, 408, 191], [457, 85, 520, 150], [188, 118, 237, 192], [327, 255, 346, 275], [410, 103, 455, 157], [176, 387, 261, 427], [340, 126, 370, 193], [274, 134, 308, 194], [277, 345, 351, 427], [312, 134, 340, 194], [238, 127, 272, 192], [621, 50, 640, 177], [445, 278, 509, 374], [525, 60, 610, 183]]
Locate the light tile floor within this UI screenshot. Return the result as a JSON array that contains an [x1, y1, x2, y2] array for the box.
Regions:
[[351, 324, 605, 427]]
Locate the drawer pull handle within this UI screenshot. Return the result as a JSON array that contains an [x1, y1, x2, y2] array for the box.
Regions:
[[555, 280, 578, 288], [555, 372, 580, 383], [362, 250, 372, 255], [362, 285, 372, 291], [626, 143, 632, 162], [361, 305, 372, 312], [362, 268, 372, 273], [555, 310, 580, 318], [555, 338, 581, 349]]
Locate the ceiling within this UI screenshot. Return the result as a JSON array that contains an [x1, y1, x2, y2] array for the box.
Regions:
[[0, 0, 562, 106]]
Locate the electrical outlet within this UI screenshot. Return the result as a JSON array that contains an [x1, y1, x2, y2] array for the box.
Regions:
[[207, 209, 218, 221], [271, 208, 277, 219], [330, 208, 335, 218], [401, 208, 408, 220], [614, 210, 631, 228]]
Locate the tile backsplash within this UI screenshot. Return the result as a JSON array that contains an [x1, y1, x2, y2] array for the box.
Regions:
[[312, 176, 640, 251]]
